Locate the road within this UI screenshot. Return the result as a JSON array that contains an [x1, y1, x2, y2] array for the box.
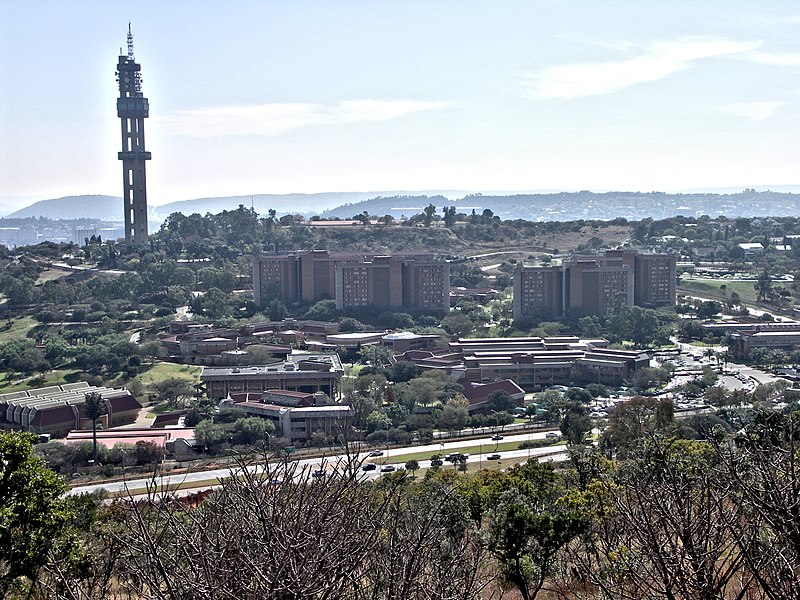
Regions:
[[67, 430, 566, 498]]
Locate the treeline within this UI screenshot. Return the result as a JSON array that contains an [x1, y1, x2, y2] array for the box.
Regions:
[[4, 406, 800, 598]]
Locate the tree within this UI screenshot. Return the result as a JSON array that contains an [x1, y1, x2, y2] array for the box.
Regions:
[[358, 344, 391, 368], [83, 391, 106, 465], [439, 395, 469, 433], [423, 203, 437, 227], [109, 453, 492, 598], [405, 459, 419, 478], [0, 432, 73, 595], [565, 387, 592, 404], [304, 299, 338, 321], [265, 298, 288, 321], [151, 378, 194, 408], [232, 417, 275, 446], [577, 437, 751, 599], [696, 300, 722, 320], [600, 396, 674, 457], [443, 206, 456, 227], [487, 390, 517, 412], [489, 463, 590, 600], [559, 402, 591, 445], [754, 268, 773, 304], [708, 411, 800, 598], [243, 345, 275, 365]]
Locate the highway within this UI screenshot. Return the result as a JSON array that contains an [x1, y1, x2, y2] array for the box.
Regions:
[[67, 430, 567, 498]]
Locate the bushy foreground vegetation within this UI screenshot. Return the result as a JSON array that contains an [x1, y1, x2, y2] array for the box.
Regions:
[[3, 406, 800, 599]]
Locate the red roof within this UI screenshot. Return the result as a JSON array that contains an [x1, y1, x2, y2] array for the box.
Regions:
[[32, 404, 78, 428], [461, 380, 525, 406]]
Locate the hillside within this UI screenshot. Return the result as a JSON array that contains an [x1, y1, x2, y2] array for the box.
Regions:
[[5, 191, 470, 222], [8, 188, 800, 223], [150, 191, 425, 221], [321, 189, 800, 221], [7, 195, 123, 220]]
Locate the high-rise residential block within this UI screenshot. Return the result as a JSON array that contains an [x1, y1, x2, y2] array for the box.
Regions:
[[513, 249, 675, 320], [512, 265, 564, 319], [253, 252, 449, 312]]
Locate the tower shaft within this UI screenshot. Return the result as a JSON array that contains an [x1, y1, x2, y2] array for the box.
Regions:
[[116, 27, 151, 245]]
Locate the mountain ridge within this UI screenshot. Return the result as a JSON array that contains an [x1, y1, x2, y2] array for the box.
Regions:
[[5, 188, 800, 223]]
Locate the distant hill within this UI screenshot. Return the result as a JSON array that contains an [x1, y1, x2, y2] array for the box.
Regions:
[[6, 188, 800, 223], [321, 190, 800, 221], [151, 190, 472, 221], [7, 195, 124, 220], [5, 191, 472, 222]]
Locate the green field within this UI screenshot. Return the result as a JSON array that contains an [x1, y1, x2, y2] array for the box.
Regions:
[[0, 316, 38, 344], [132, 362, 202, 390], [36, 267, 72, 283], [678, 278, 757, 303], [0, 369, 82, 393]]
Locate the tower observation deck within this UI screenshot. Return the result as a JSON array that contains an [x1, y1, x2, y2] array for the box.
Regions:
[[116, 25, 151, 245]]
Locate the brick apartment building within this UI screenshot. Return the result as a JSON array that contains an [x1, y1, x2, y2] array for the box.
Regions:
[[253, 251, 450, 311], [513, 249, 676, 320]]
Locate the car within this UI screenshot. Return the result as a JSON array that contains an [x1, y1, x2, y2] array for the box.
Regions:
[[380, 465, 396, 472], [430, 458, 444, 467], [312, 469, 325, 478], [545, 432, 560, 440], [490, 434, 504, 441], [362, 463, 377, 472], [487, 453, 501, 460], [368, 450, 384, 457], [446, 452, 470, 463]]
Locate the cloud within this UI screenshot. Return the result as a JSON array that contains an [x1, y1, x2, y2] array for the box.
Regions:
[[521, 38, 760, 100], [155, 99, 449, 137], [746, 51, 800, 65], [717, 101, 785, 120]]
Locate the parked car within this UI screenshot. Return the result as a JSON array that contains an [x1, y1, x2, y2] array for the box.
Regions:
[[446, 452, 469, 462], [362, 463, 377, 472], [380, 465, 396, 473], [369, 450, 384, 457], [487, 453, 501, 460], [490, 434, 504, 441]]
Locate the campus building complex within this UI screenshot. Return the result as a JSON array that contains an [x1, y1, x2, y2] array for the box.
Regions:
[[513, 249, 676, 319], [0, 382, 142, 438], [200, 352, 345, 400], [729, 322, 800, 360], [225, 390, 353, 442], [253, 251, 450, 311]]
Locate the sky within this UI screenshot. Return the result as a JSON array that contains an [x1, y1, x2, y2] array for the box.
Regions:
[[3, 1, 800, 210]]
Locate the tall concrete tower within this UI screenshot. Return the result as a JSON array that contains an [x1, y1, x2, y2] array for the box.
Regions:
[[116, 25, 151, 245]]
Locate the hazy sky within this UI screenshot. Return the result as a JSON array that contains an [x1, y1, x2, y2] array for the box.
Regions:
[[3, 1, 800, 208]]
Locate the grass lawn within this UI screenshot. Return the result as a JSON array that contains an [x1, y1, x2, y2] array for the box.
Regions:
[[36, 267, 72, 283], [132, 362, 202, 390], [0, 369, 82, 393], [678, 278, 757, 303], [0, 316, 38, 344]]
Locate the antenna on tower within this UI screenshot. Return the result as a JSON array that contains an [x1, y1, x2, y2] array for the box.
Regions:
[[127, 22, 135, 59]]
